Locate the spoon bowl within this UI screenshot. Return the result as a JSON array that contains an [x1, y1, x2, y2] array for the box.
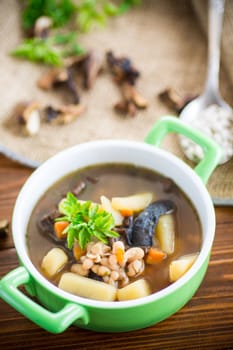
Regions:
[[179, 0, 233, 164]]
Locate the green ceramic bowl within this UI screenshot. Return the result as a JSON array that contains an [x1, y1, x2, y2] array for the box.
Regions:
[[0, 116, 221, 333]]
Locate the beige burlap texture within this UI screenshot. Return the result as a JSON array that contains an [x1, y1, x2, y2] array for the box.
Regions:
[[0, 0, 233, 204]]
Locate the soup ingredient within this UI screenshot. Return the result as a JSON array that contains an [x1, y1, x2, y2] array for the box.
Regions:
[[179, 104, 233, 164], [44, 104, 85, 124], [156, 214, 175, 255], [37, 67, 81, 104], [106, 51, 148, 117], [58, 272, 117, 301], [73, 242, 86, 260], [128, 200, 176, 247], [41, 247, 68, 277], [158, 88, 196, 114], [169, 253, 198, 282], [80, 51, 103, 89], [70, 241, 145, 287], [54, 220, 69, 239], [100, 196, 124, 226], [145, 247, 166, 264], [57, 192, 119, 249], [111, 192, 153, 213], [0, 219, 9, 239], [117, 279, 151, 301], [10, 101, 41, 136]]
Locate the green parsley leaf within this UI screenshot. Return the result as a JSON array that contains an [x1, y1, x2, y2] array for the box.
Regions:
[[11, 37, 63, 66], [56, 192, 119, 249], [22, 0, 76, 30]]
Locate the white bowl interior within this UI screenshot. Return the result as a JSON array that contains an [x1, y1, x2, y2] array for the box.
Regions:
[[12, 140, 215, 308]]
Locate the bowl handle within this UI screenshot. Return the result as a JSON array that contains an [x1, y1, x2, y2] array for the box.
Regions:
[[0, 266, 89, 333], [145, 116, 222, 184]]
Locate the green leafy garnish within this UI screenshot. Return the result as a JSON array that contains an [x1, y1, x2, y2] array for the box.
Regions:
[[22, 0, 76, 29], [11, 33, 85, 66], [21, 0, 140, 32], [76, 0, 141, 32], [11, 37, 63, 66], [57, 192, 119, 249]]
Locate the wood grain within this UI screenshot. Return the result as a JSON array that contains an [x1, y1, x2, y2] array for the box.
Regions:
[[0, 153, 233, 349]]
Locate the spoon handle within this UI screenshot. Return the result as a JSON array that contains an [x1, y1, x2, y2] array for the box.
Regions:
[[204, 0, 225, 96]]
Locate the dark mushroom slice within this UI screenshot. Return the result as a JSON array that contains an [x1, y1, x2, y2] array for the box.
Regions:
[[106, 51, 140, 85], [37, 68, 80, 104], [158, 88, 197, 114], [128, 200, 176, 247], [72, 181, 87, 197], [44, 104, 85, 125], [81, 51, 103, 89]]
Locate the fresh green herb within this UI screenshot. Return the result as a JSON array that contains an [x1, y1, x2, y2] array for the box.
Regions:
[[76, 0, 141, 32], [22, 0, 140, 32], [11, 37, 63, 66], [22, 0, 76, 29], [14, 0, 140, 66], [57, 192, 119, 249], [11, 33, 85, 66]]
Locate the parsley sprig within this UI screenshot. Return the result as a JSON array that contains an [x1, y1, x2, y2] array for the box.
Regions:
[[11, 33, 85, 66], [57, 192, 119, 249]]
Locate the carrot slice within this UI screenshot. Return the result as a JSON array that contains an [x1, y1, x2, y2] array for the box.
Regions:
[[119, 208, 134, 216], [115, 247, 124, 265], [146, 247, 166, 264], [73, 242, 86, 261], [54, 221, 69, 239]]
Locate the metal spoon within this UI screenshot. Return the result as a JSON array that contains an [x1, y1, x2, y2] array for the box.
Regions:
[[179, 0, 233, 164]]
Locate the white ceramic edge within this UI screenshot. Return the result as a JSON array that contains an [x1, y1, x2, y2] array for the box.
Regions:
[[12, 140, 216, 309]]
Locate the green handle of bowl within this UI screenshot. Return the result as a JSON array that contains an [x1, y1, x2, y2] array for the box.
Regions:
[[145, 116, 222, 184], [0, 266, 89, 333]]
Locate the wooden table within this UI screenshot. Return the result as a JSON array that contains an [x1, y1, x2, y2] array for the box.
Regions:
[[0, 153, 232, 350]]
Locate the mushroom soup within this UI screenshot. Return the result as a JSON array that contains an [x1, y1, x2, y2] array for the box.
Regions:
[[27, 163, 202, 301]]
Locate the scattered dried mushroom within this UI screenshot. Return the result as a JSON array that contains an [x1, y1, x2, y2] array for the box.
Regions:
[[37, 67, 80, 104], [158, 88, 197, 114], [0, 219, 9, 239], [44, 104, 85, 124], [8, 50, 148, 138], [12, 101, 41, 136], [106, 51, 148, 117]]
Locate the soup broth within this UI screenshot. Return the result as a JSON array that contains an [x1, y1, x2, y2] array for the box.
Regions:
[[27, 163, 202, 299]]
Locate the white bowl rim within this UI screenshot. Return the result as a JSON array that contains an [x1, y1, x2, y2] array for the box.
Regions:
[[12, 139, 215, 309]]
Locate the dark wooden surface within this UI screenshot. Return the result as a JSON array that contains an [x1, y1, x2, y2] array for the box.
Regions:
[[0, 153, 232, 350]]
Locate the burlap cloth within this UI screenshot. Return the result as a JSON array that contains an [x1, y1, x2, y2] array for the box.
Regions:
[[0, 0, 233, 205]]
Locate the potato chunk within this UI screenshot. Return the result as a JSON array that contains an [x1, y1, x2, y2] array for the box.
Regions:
[[117, 279, 151, 301], [41, 247, 68, 278], [58, 272, 117, 301], [100, 195, 124, 226], [111, 193, 153, 213], [156, 214, 175, 255], [169, 253, 198, 282]]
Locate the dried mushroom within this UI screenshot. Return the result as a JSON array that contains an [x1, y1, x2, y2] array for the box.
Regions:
[[44, 104, 85, 124], [81, 51, 103, 89], [12, 101, 41, 136], [65, 50, 103, 89], [106, 51, 140, 85], [37, 68, 80, 104], [158, 88, 197, 114], [0, 219, 9, 239], [106, 51, 148, 117], [34, 16, 52, 38]]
